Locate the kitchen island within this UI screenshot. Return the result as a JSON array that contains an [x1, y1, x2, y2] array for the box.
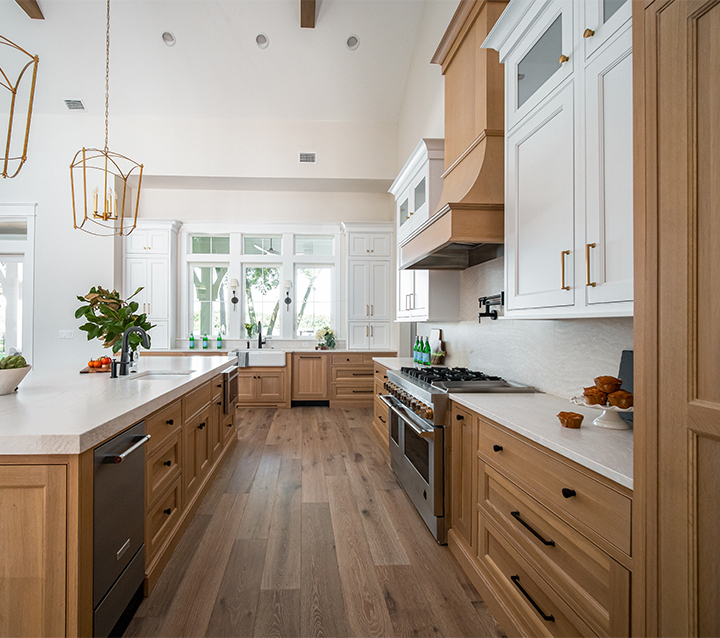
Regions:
[[0, 355, 238, 638]]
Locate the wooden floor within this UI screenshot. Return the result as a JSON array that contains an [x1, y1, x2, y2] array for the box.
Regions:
[[125, 407, 506, 638]]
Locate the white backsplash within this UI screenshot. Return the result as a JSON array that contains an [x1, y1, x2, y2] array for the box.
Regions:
[[421, 257, 634, 399]]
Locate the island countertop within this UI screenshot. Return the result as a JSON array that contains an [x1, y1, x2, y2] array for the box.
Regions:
[[0, 355, 236, 456]]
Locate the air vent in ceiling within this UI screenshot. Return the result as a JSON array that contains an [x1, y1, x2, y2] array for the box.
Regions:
[[64, 99, 86, 111], [299, 152, 317, 164]]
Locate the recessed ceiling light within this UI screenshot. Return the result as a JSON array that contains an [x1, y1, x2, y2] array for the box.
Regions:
[[346, 34, 359, 51], [256, 33, 269, 49], [162, 31, 176, 47]]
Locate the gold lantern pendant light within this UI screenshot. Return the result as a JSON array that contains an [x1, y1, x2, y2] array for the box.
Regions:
[[1, 36, 39, 179], [70, 0, 144, 236]]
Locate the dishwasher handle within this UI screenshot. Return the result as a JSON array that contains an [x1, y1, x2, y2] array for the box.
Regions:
[[105, 434, 152, 464]]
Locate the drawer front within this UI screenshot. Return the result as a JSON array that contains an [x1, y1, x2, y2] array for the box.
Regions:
[[332, 353, 364, 365], [222, 411, 236, 447], [146, 432, 182, 509], [211, 374, 223, 400], [480, 462, 630, 637], [375, 378, 388, 397], [331, 367, 374, 382], [374, 365, 390, 383], [185, 380, 211, 420], [374, 394, 389, 430], [478, 418, 631, 554], [145, 399, 182, 455], [331, 382, 374, 401], [478, 514, 595, 638], [147, 476, 182, 563]]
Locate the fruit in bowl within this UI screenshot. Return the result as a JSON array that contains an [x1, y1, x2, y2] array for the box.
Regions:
[[0, 354, 31, 395], [88, 356, 112, 371]]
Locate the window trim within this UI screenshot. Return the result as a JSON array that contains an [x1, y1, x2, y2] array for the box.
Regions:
[[293, 264, 335, 339], [188, 261, 231, 339]]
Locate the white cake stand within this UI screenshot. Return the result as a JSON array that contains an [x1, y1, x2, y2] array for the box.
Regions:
[[570, 396, 633, 430]]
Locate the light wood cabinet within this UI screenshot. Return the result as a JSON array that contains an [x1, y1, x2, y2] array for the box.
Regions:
[[292, 353, 328, 400], [183, 406, 211, 505], [450, 404, 476, 549], [237, 368, 288, 406], [485, 0, 633, 318], [0, 464, 67, 638]]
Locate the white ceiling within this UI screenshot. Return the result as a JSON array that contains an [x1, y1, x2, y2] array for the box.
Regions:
[[3, 0, 434, 122]]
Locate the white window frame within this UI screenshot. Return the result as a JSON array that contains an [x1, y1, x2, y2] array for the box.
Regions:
[[188, 261, 231, 339], [293, 263, 335, 339], [0, 204, 36, 364], [179, 223, 340, 344]]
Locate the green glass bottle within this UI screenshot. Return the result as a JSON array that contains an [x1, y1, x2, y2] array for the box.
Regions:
[[189, 333, 195, 350], [423, 337, 431, 366], [203, 333, 208, 349], [413, 336, 420, 364]]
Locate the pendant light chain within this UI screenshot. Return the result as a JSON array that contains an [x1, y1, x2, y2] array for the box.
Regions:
[[104, 0, 110, 153]]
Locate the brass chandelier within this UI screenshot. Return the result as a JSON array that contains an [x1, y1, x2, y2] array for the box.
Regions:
[[1, 35, 39, 179], [70, 0, 144, 236]]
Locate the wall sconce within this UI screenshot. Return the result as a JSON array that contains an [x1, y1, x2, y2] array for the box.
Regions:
[[230, 278, 239, 311], [284, 279, 293, 312]]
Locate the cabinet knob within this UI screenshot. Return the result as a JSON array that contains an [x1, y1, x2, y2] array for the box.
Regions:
[[493, 444, 503, 452], [456, 414, 464, 421], [217, 401, 222, 406], [164, 508, 172, 515], [583, 28, 595, 38], [217, 384, 222, 388], [166, 419, 174, 425], [163, 460, 172, 467], [559, 54, 569, 64], [562, 488, 576, 499], [198, 422, 206, 429]]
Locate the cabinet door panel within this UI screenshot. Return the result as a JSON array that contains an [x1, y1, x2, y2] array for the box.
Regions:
[[348, 323, 369, 349], [585, 27, 633, 305], [583, 0, 631, 59], [450, 406, 475, 548], [369, 234, 391, 257], [126, 230, 149, 255], [411, 270, 429, 318], [291, 354, 328, 400], [237, 373, 257, 402], [148, 320, 169, 350], [348, 261, 369, 320], [147, 230, 170, 255], [370, 261, 391, 320], [368, 323, 391, 350], [148, 259, 169, 319], [348, 235, 368, 256], [257, 371, 285, 401], [506, 85, 575, 311], [125, 259, 148, 306], [397, 268, 414, 321]]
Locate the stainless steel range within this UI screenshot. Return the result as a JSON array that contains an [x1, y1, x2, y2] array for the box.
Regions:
[[380, 366, 534, 544]]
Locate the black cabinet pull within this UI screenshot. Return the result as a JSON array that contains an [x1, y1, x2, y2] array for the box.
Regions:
[[562, 488, 576, 499], [163, 460, 172, 467], [198, 422, 206, 430], [166, 419, 174, 425], [511, 511, 555, 546], [510, 575, 554, 622], [217, 383, 222, 388], [217, 401, 222, 405], [164, 508, 172, 515], [493, 444, 503, 452], [379, 415, 386, 423], [227, 422, 233, 427], [456, 414, 464, 420]]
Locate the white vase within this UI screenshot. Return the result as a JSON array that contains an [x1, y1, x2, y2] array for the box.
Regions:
[[0, 365, 32, 396]]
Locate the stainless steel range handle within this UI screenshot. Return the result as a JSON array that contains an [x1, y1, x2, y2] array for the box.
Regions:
[[105, 435, 151, 464], [379, 394, 435, 440]]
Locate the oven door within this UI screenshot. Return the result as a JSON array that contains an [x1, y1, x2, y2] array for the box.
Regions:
[[380, 395, 445, 541]]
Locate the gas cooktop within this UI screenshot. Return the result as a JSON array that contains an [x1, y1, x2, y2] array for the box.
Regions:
[[398, 366, 535, 393]]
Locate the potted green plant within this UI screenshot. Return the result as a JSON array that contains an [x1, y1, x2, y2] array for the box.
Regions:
[[315, 326, 336, 350], [75, 286, 155, 354]]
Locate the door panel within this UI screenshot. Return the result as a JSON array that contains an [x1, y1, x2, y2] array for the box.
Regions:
[[257, 372, 284, 402], [348, 261, 368, 320], [148, 259, 169, 319], [125, 259, 147, 307], [370, 261, 390, 320], [368, 323, 390, 350], [348, 323, 369, 349]]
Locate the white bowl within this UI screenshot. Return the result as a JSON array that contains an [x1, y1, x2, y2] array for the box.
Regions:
[[0, 365, 32, 396]]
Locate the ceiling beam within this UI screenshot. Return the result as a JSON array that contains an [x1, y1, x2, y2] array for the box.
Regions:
[[300, 0, 316, 28], [15, 0, 44, 19]]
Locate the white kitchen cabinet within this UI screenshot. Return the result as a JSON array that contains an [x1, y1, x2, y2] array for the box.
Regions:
[[396, 267, 461, 323], [123, 220, 180, 349], [485, 0, 633, 318], [347, 322, 391, 350], [348, 233, 391, 257], [348, 260, 391, 322]]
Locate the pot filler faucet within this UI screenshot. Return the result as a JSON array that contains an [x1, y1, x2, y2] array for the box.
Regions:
[[115, 326, 150, 376]]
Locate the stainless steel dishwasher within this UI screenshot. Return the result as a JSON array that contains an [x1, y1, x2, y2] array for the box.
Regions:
[[93, 421, 149, 637]]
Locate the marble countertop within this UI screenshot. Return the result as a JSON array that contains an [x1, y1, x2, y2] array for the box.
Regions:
[[372, 357, 415, 370], [0, 356, 235, 456], [450, 393, 633, 489]]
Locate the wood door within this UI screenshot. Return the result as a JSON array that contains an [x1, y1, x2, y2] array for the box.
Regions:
[[369, 261, 391, 320], [584, 24, 634, 305], [184, 408, 211, 504], [291, 354, 328, 400], [256, 370, 285, 402], [450, 405, 475, 549], [209, 398, 224, 464], [636, 2, 720, 635], [0, 465, 67, 638], [505, 83, 576, 311], [347, 261, 369, 320], [237, 372, 258, 402]]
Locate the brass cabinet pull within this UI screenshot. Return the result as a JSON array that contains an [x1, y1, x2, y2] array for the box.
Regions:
[[585, 243, 597, 287], [370, 325, 374, 337], [560, 250, 571, 290], [559, 54, 569, 63], [583, 28, 595, 38], [366, 304, 369, 316], [370, 304, 373, 316], [366, 325, 369, 337]]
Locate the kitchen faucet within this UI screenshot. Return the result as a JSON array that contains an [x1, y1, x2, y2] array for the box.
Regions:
[[257, 321, 266, 349], [116, 326, 150, 376]]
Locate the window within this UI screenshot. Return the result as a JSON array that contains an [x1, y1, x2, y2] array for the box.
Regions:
[[0, 258, 23, 357], [191, 235, 229, 254], [244, 266, 280, 336], [294, 235, 333, 256], [191, 265, 229, 336], [295, 266, 332, 337], [243, 235, 281, 256]]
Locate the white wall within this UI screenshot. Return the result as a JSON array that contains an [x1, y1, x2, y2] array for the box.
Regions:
[[420, 258, 634, 399]]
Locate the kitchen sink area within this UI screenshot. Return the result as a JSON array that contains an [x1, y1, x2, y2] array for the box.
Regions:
[[236, 350, 286, 367]]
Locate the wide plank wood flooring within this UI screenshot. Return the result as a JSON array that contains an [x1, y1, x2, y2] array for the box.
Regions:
[[125, 407, 505, 638]]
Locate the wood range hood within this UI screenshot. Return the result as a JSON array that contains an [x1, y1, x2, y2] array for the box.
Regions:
[[401, 0, 507, 270]]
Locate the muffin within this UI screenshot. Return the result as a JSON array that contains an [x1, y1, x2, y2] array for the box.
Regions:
[[583, 385, 608, 405], [594, 376, 623, 394], [557, 411, 584, 428], [608, 389, 633, 409]]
